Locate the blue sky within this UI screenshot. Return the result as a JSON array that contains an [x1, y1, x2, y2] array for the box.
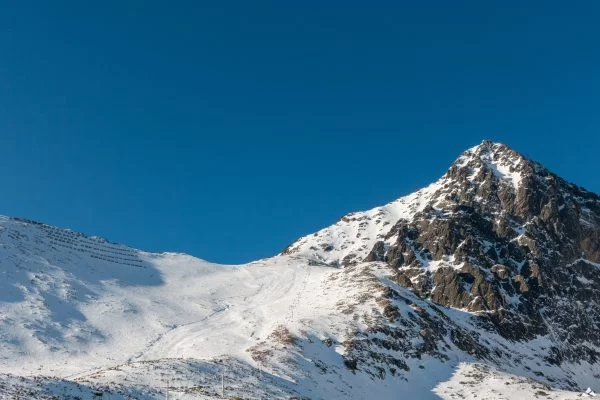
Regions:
[[1, 1, 599, 263]]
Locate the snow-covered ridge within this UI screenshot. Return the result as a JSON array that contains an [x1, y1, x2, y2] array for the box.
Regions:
[[4, 216, 146, 264], [280, 181, 441, 265], [281, 140, 533, 266]]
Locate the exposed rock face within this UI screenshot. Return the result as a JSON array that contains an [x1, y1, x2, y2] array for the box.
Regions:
[[384, 142, 600, 357], [284, 140, 600, 370]]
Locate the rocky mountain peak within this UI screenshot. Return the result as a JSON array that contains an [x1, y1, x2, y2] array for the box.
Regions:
[[462, 139, 523, 163], [286, 140, 600, 359], [444, 140, 533, 192], [467, 139, 521, 159], [435, 140, 598, 227], [284, 141, 599, 269]]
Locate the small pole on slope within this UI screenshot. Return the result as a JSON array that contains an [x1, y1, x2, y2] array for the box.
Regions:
[[221, 370, 225, 397], [165, 379, 170, 400]]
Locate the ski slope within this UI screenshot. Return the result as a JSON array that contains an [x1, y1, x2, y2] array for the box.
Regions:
[[0, 216, 337, 377], [0, 215, 593, 399]]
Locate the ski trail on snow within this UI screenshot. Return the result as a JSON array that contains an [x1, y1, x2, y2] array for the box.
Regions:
[[287, 263, 311, 322]]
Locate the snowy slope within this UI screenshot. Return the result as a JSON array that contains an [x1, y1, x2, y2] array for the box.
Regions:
[[281, 181, 440, 266], [0, 141, 599, 399], [434, 363, 597, 400], [0, 217, 326, 376], [281, 141, 533, 267]]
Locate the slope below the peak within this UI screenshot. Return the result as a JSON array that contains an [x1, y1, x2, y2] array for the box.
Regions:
[[281, 181, 441, 266]]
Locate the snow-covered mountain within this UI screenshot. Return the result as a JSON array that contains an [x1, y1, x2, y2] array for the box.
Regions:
[[0, 140, 598, 399]]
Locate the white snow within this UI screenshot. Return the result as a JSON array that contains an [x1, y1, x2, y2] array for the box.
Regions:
[[0, 141, 597, 399], [0, 215, 595, 399], [463, 141, 525, 190], [281, 180, 441, 265], [434, 363, 592, 400]]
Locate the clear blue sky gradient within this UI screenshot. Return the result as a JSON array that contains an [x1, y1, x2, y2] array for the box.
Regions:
[[1, 1, 599, 263]]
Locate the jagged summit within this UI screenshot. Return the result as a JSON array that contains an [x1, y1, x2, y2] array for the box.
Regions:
[[284, 140, 599, 265], [449, 140, 529, 189], [283, 141, 540, 263], [459, 139, 528, 162], [461, 139, 522, 160], [284, 138, 600, 341], [464, 139, 521, 157], [443, 140, 573, 200]]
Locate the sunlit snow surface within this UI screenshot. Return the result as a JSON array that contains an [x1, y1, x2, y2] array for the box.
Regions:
[[0, 215, 595, 399], [1, 142, 599, 399]]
